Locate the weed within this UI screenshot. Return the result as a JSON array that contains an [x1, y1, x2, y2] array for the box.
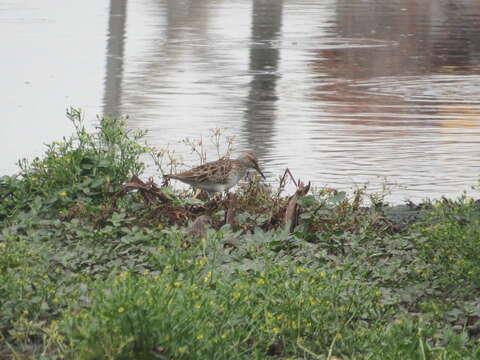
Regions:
[[1, 110, 479, 358], [1, 108, 148, 220]]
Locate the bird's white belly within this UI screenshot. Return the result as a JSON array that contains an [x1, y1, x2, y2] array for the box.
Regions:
[[197, 172, 244, 193]]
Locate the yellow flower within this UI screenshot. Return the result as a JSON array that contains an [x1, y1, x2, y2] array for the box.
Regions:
[[272, 327, 280, 334], [335, 333, 343, 339], [196, 258, 206, 266], [53, 297, 60, 303], [203, 271, 212, 282], [196, 334, 204, 340], [256, 278, 265, 285], [178, 346, 187, 353], [59, 191, 67, 197], [117, 307, 125, 313], [173, 281, 181, 287]]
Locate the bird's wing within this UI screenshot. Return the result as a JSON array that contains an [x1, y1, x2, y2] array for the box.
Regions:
[[170, 159, 233, 184]]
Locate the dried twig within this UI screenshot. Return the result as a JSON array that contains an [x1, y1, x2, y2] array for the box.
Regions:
[[279, 168, 298, 188], [112, 175, 171, 206], [225, 193, 237, 226], [284, 179, 311, 233]]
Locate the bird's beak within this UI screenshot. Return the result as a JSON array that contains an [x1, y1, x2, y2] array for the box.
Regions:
[[253, 160, 266, 180]]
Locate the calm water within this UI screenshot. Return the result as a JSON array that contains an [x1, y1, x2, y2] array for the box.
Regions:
[[2, 0, 480, 201]]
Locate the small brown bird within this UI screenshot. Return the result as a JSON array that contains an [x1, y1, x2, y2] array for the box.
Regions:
[[165, 151, 265, 193]]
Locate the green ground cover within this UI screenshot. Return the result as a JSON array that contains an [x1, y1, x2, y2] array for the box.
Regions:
[[1, 109, 479, 359]]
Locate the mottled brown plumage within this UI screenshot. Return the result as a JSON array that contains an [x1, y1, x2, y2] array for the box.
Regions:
[[165, 151, 265, 193]]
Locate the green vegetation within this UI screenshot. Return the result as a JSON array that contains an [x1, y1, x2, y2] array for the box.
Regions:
[[1, 109, 479, 359]]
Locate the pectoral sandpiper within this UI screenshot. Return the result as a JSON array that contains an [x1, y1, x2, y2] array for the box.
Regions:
[[165, 151, 265, 194]]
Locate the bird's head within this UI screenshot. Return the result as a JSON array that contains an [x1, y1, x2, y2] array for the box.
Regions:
[[237, 151, 265, 180]]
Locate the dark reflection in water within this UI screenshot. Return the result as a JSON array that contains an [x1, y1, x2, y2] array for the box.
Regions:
[[324, 0, 480, 79], [104, 0, 127, 118], [244, 0, 283, 160]]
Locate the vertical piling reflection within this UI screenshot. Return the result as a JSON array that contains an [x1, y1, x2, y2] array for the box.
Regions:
[[244, 0, 283, 160], [103, 0, 127, 118]]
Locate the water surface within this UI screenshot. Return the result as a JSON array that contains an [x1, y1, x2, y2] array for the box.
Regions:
[[2, 0, 480, 201]]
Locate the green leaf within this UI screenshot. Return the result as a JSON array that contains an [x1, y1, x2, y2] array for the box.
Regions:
[[331, 191, 347, 204], [297, 195, 317, 207]]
